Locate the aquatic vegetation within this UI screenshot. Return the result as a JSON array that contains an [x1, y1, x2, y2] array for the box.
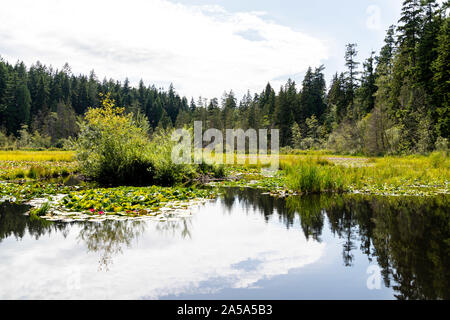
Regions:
[[60, 185, 217, 216], [208, 153, 449, 197], [0, 182, 82, 203], [0, 149, 448, 226], [284, 163, 345, 194], [29, 201, 50, 217]]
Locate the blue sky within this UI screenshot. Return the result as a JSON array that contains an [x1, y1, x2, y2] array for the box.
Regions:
[[174, 0, 404, 83], [0, 0, 409, 100]]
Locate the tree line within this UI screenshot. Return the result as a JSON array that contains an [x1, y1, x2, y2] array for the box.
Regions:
[[0, 0, 448, 154]]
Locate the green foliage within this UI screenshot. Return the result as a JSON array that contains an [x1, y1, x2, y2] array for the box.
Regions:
[[435, 137, 448, 152], [284, 160, 346, 194], [29, 202, 50, 217], [0, 0, 448, 155], [74, 94, 156, 185], [0, 182, 80, 202], [61, 185, 216, 215], [74, 94, 196, 186]]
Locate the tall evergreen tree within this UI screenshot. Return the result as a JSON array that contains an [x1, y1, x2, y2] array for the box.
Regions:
[[327, 72, 347, 122], [376, 25, 396, 75], [344, 43, 360, 118], [358, 52, 377, 116], [397, 0, 423, 68], [432, 13, 450, 138]]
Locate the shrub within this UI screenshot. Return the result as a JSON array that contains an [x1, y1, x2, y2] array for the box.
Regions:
[[74, 94, 197, 186]]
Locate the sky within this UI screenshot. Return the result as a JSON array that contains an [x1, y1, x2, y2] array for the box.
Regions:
[[0, 0, 425, 100]]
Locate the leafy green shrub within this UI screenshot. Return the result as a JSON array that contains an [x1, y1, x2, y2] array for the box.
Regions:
[[147, 128, 197, 185], [74, 94, 197, 186]]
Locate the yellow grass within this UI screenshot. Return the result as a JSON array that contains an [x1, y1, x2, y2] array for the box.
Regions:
[[202, 151, 370, 168], [0, 150, 75, 162]]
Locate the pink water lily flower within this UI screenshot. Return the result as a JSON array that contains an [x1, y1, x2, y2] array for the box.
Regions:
[[89, 209, 95, 213], [98, 211, 104, 215]]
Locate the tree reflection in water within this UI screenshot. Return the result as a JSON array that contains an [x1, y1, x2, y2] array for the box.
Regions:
[[221, 188, 450, 300], [77, 218, 192, 271], [0, 202, 69, 242], [1, 189, 448, 299], [155, 218, 192, 240], [77, 220, 147, 271]]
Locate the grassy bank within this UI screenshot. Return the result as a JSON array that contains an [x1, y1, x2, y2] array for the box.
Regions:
[[283, 153, 449, 195], [1, 150, 449, 216], [209, 152, 449, 196]]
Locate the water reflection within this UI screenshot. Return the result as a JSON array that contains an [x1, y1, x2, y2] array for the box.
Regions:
[[0, 189, 448, 299], [0, 202, 68, 242], [77, 221, 147, 271], [220, 189, 450, 300]]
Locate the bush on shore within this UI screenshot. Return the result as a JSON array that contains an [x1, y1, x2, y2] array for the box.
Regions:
[[74, 94, 196, 186]]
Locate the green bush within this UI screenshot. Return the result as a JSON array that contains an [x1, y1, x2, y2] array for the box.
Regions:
[[74, 94, 197, 186]]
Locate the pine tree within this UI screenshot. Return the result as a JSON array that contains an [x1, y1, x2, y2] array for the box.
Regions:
[[358, 52, 377, 116], [299, 66, 327, 123], [344, 43, 360, 117], [376, 25, 396, 75], [397, 0, 423, 68], [138, 79, 147, 112], [432, 14, 450, 138], [417, 0, 440, 86], [274, 80, 296, 146], [327, 72, 347, 122], [3, 71, 31, 135], [0, 59, 9, 122]]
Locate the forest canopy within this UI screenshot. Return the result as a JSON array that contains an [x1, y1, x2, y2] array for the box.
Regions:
[[0, 0, 448, 155]]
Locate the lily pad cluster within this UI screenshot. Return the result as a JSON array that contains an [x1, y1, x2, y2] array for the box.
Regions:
[[60, 185, 217, 216], [0, 182, 82, 203]]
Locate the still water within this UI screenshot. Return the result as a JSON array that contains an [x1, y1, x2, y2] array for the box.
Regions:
[[0, 188, 448, 300]]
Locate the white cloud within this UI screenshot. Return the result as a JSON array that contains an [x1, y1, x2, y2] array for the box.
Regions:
[[0, 200, 325, 299], [0, 0, 328, 99]]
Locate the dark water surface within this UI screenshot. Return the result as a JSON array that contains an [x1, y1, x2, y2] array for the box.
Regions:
[[0, 188, 448, 300]]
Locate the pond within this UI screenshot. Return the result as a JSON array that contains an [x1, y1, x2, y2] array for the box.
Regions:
[[0, 188, 448, 300]]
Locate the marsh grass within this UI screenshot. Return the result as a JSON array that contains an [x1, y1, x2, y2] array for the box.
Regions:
[[283, 153, 449, 195], [0, 151, 74, 162], [30, 202, 51, 217], [284, 160, 346, 194], [0, 161, 77, 181]]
